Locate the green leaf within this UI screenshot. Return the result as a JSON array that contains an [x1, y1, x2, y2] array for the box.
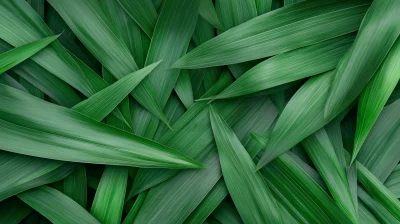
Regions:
[[27, 0, 44, 19], [212, 200, 243, 224], [212, 34, 354, 100], [0, 35, 58, 75], [302, 128, 357, 223], [90, 166, 128, 224], [47, 0, 169, 126], [284, 0, 304, 6], [0, 84, 202, 169], [255, 0, 272, 15], [215, 0, 257, 31], [117, 0, 158, 38], [357, 162, 400, 221], [133, 96, 278, 223], [173, 0, 370, 69], [199, 0, 224, 30], [0, 151, 76, 202], [0, 0, 107, 97], [358, 187, 398, 223], [209, 105, 282, 223], [63, 165, 87, 208], [325, 0, 400, 119], [0, 73, 29, 93], [0, 197, 33, 224], [357, 99, 400, 182], [185, 179, 228, 224], [385, 165, 400, 198], [122, 191, 148, 224], [352, 38, 400, 162], [175, 70, 194, 109], [257, 71, 335, 168], [18, 186, 100, 224], [73, 61, 161, 122]]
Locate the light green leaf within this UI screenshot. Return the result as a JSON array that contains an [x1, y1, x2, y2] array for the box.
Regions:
[[90, 166, 128, 224], [18, 186, 100, 224], [0, 35, 58, 75], [173, 0, 370, 69], [73, 61, 161, 122], [0, 84, 202, 169], [352, 37, 400, 162], [212, 34, 354, 100], [325, 0, 400, 119], [209, 105, 282, 223], [302, 128, 357, 223]]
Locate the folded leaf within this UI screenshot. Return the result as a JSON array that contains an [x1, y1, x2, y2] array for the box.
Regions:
[[325, 0, 400, 119], [209, 105, 282, 223], [352, 37, 400, 162], [173, 0, 370, 69], [0, 35, 58, 74], [0, 84, 202, 169], [18, 186, 100, 224], [212, 34, 354, 100]]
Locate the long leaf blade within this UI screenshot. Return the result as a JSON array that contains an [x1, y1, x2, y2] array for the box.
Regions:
[[209, 105, 282, 223]]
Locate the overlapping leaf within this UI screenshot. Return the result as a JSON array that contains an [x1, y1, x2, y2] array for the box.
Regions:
[[173, 0, 370, 69]]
